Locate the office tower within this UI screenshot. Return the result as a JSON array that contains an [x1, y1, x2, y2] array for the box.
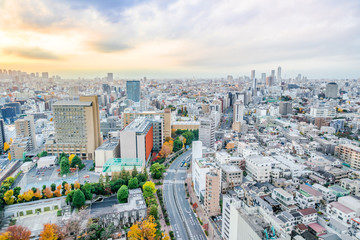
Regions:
[[0, 120, 5, 153], [261, 73, 266, 84], [119, 118, 153, 163], [15, 116, 36, 151], [271, 70, 276, 82], [45, 96, 102, 160], [199, 118, 215, 149], [102, 83, 111, 94], [277, 66, 282, 80], [204, 169, 221, 217], [252, 78, 257, 97], [1, 107, 17, 123], [251, 70, 255, 80], [163, 108, 172, 139], [279, 102, 293, 115], [107, 73, 113, 82], [4, 102, 21, 115], [232, 100, 244, 132], [325, 82, 339, 98], [266, 76, 274, 86], [126, 80, 141, 102], [42, 72, 49, 79]]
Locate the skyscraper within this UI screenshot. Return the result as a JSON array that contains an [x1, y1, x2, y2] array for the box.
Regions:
[[232, 100, 244, 132], [261, 73, 266, 84], [45, 96, 102, 160], [251, 70, 255, 80], [42, 72, 49, 79], [277, 66, 282, 80], [279, 102, 293, 115], [126, 80, 141, 102], [271, 69, 276, 82], [325, 82, 339, 98], [107, 73, 113, 82]]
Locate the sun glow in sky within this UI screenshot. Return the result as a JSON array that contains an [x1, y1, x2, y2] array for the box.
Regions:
[[0, 0, 360, 79]]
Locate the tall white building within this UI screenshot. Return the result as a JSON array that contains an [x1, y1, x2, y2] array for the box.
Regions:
[[277, 66, 282, 80], [245, 155, 272, 182], [232, 100, 244, 132], [199, 118, 215, 149], [15, 116, 36, 151]]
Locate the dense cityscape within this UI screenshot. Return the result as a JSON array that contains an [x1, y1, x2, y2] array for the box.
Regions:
[[0, 68, 359, 240], [1, 0, 360, 240]]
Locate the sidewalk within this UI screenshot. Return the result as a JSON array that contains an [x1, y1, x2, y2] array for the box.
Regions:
[[185, 170, 222, 240]]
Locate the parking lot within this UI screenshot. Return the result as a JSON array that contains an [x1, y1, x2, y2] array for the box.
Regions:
[[16, 160, 99, 192]]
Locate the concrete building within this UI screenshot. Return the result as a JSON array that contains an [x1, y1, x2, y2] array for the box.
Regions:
[[192, 158, 212, 202], [279, 102, 292, 115], [151, 116, 163, 152], [246, 155, 272, 182], [119, 118, 153, 163], [192, 141, 203, 161], [325, 82, 338, 98], [37, 156, 57, 168], [327, 201, 356, 224], [204, 169, 221, 217], [220, 164, 243, 192], [10, 138, 31, 160], [310, 106, 336, 118], [122, 109, 171, 139], [272, 188, 296, 208], [94, 141, 120, 173], [45, 96, 102, 160], [340, 178, 360, 195], [172, 121, 200, 130], [126, 80, 140, 102], [222, 194, 241, 240], [15, 116, 36, 151], [199, 118, 215, 149], [232, 100, 244, 132], [335, 144, 360, 170]]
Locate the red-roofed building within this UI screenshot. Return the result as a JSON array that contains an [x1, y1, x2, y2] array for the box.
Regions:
[[308, 223, 326, 237], [298, 208, 317, 224], [327, 201, 356, 224]]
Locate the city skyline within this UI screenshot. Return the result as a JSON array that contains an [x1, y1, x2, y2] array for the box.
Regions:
[[1, 0, 360, 79]]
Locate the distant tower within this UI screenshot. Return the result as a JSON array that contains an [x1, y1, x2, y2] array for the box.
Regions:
[[251, 70, 255, 80], [325, 82, 339, 98], [271, 70, 276, 82], [277, 66, 282, 80], [252, 78, 257, 97], [126, 80, 141, 102], [107, 73, 113, 82], [261, 73, 266, 84], [41, 72, 49, 79]]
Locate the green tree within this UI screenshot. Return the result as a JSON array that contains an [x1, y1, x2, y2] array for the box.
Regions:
[[132, 165, 138, 178], [150, 163, 165, 179], [13, 186, 21, 198], [81, 182, 93, 200], [173, 138, 183, 152], [51, 183, 56, 191], [182, 131, 194, 146], [60, 157, 70, 175], [117, 185, 129, 203], [72, 189, 85, 208], [128, 177, 139, 189], [70, 155, 85, 169], [149, 205, 159, 219]]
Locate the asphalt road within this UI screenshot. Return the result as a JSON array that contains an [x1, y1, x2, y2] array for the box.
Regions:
[[163, 150, 206, 240]]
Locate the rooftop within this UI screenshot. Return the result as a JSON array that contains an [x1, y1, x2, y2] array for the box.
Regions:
[[329, 202, 355, 214], [53, 101, 92, 106], [96, 141, 119, 151], [123, 118, 152, 133]]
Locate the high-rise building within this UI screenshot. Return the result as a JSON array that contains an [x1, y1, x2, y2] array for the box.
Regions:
[[0, 120, 5, 153], [277, 66, 282, 80], [252, 78, 257, 96], [45, 96, 102, 160], [199, 118, 215, 149], [261, 73, 266, 84], [271, 69, 276, 81], [119, 118, 153, 163], [126, 80, 141, 102], [107, 73, 113, 82], [279, 102, 292, 115], [266, 76, 274, 86], [233, 100, 244, 122], [41, 72, 49, 79], [204, 169, 221, 217], [251, 70, 255, 80], [15, 116, 36, 151], [325, 82, 338, 98]]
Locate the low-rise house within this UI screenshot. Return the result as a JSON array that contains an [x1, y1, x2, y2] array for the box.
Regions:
[[326, 201, 356, 224]]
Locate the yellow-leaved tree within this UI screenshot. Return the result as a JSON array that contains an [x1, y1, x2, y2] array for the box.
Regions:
[[128, 216, 169, 240], [68, 154, 75, 164], [3, 142, 10, 152]]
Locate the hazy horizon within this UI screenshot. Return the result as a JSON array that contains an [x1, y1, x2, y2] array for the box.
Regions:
[[1, 0, 360, 79]]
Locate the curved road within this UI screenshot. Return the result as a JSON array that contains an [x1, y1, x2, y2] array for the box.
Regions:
[[163, 150, 206, 240]]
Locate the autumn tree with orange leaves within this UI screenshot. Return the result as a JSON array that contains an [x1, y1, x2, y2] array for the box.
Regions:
[[128, 216, 169, 240], [43, 187, 53, 199], [1, 225, 31, 240], [159, 138, 174, 159], [39, 224, 60, 240]]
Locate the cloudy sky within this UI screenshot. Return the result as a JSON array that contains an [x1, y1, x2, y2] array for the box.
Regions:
[[0, 0, 359, 79]]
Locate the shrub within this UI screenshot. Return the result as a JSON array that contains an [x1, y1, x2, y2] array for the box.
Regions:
[[57, 210, 62, 216]]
